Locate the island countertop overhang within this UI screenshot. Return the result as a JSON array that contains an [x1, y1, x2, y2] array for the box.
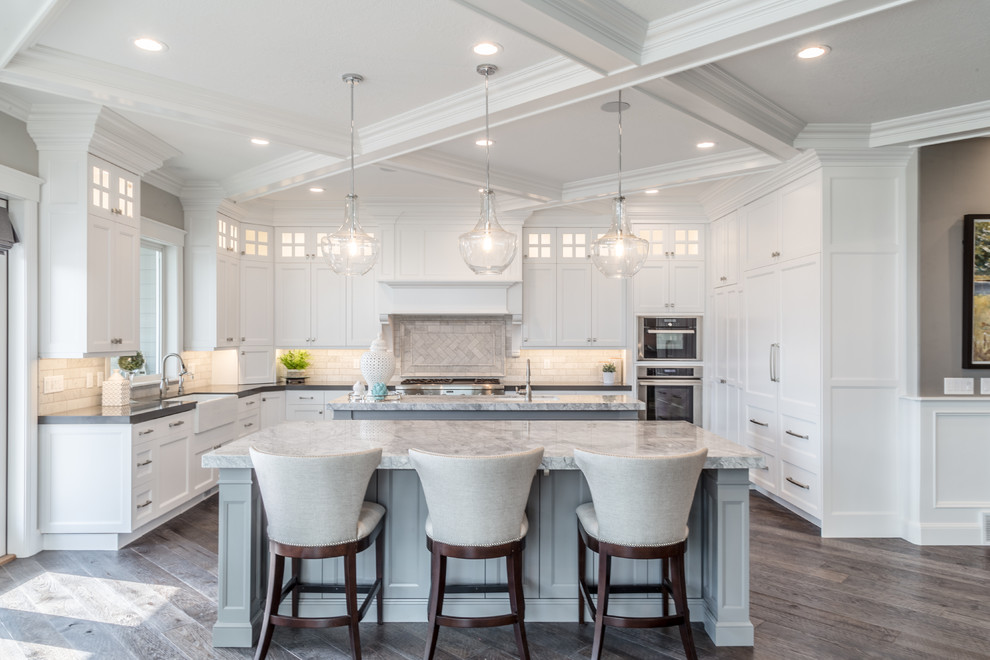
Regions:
[[203, 419, 764, 471]]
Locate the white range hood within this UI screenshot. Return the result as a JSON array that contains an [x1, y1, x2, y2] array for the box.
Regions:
[[378, 280, 522, 318]]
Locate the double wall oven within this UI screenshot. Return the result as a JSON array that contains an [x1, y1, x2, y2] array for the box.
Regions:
[[637, 316, 703, 423]]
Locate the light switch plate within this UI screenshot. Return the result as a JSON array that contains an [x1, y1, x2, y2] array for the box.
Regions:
[[944, 378, 974, 395], [86, 373, 94, 388], [43, 375, 64, 394], [982, 378, 990, 395], [543, 358, 552, 369]]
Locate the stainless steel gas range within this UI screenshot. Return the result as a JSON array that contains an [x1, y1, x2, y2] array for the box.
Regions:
[[395, 378, 505, 396]]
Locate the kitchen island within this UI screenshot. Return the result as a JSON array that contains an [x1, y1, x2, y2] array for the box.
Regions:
[[327, 393, 644, 420], [204, 420, 763, 648]]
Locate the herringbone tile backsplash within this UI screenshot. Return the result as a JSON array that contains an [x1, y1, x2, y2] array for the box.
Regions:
[[395, 316, 507, 377]]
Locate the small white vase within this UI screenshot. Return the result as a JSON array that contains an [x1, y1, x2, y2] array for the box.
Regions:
[[360, 332, 395, 387], [602, 372, 616, 386]]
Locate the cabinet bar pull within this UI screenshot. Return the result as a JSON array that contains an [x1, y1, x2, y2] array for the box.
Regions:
[[785, 476, 810, 490], [136, 459, 152, 467], [244, 422, 254, 428], [137, 500, 153, 509], [169, 420, 184, 428], [299, 396, 314, 400], [213, 444, 223, 450], [245, 400, 256, 405], [138, 429, 154, 436], [748, 418, 769, 427], [785, 430, 810, 439]]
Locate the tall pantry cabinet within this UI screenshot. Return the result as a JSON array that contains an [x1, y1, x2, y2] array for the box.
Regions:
[[708, 150, 910, 536], [30, 107, 180, 357]]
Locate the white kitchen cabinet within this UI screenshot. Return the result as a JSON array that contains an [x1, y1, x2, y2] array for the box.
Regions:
[[709, 286, 742, 444], [310, 263, 346, 346], [347, 271, 380, 348], [742, 172, 821, 272], [236, 395, 262, 438], [216, 252, 240, 347], [240, 223, 272, 260], [260, 392, 286, 429], [285, 390, 329, 421], [521, 228, 556, 263], [191, 422, 236, 496], [742, 255, 821, 517], [86, 215, 140, 353], [710, 212, 739, 288], [632, 261, 705, 314], [556, 263, 626, 348], [156, 423, 193, 512], [88, 155, 139, 225], [275, 261, 375, 348], [240, 260, 273, 345], [522, 263, 556, 347], [637, 224, 704, 260], [238, 347, 275, 384]]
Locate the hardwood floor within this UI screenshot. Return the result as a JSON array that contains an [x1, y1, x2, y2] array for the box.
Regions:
[[1, 493, 988, 659]]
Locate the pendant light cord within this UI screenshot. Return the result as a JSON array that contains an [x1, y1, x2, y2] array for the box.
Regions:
[[349, 78, 356, 201], [484, 70, 491, 193], [617, 89, 623, 200]]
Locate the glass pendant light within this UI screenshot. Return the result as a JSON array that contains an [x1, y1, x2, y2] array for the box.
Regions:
[[459, 64, 517, 275], [321, 73, 379, 276], [590, 90, 649, 279]]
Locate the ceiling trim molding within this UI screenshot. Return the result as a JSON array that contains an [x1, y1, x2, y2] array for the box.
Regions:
[[223, 152, 342, 201], [667, 64, 805, 145], [91, 108, 182, 176], [515, 0, 647, 63], [0, 86, 32, 122], [142, 169, 184, 198], [1, 45, 348, 154], [794, 123, 872, 149], [0, 0, 69, 69], [563, 148, 779, 200], [26, 102, 100, 150], [869, 99, 990, 148], [812, 147, 915, 167], [699, 148, 821, 219], [384, 151, 561, 202], [359, 56, 600, 155], [0, 161, 43, 202]]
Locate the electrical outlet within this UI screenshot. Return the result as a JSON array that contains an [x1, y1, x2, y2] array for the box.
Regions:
[[86, 372, 94, 388], [543, 358, 552, 369], [353, 359, 361, 369], [43, 375, 64, 394], [95, 371, 104, 388]]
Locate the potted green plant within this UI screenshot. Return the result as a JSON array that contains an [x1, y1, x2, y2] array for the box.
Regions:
[[117, 350, 145, 380], [601, 362, 617, 386], [279, 349, 311, 378]]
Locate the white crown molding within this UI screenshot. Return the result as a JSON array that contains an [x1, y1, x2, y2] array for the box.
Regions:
[[699, 148, 821, 219], [0, 0, 68, 69], [90, 107, 181, 176], [359, 56, 600, 155], [0, 86, 32, 122], [180, 182, 227, 212], [26, 102, 100, 150], [1, 46, 348, 154], [812, 147, 915, 167], [869, 99, 990, 148], [794, 123, 872, 149], [667, 64, 805, 146], [142, 169, 184, 198], [563, 148, 779, 201], [384, 151, 561, 202], [222, 152, 342, 201], [516, 0, 647, 64]]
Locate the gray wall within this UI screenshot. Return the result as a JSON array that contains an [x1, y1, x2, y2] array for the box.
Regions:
[[918, 138, 990, 395], [141, 182, 184, 229], [0, 111, 39, 176]]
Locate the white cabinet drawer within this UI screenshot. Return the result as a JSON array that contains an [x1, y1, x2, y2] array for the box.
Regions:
[[132, 483, 156, 528], [748, 445, 777, 492], [744, 404, 775, 454], [131, 411, 194, 442], [779, 460, 819, 517], [237, 394, 261, 414], [285, 391, 326, 406], [193, 422, 235, 454], [132, 441, 155, 486], [285, 405, 325, 421], [237, 411, 261, 438], [779, 414, 819, 470]]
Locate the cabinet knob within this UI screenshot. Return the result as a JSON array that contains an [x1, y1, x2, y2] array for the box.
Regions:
[[586, 338, 592, 343], [241, 337, 246, 341]]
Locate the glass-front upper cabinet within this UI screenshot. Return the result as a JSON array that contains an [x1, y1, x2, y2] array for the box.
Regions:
[[88, 154, 139, 226]]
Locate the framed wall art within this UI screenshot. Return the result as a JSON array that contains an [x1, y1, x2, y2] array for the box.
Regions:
[[963, 214, 990, 368]]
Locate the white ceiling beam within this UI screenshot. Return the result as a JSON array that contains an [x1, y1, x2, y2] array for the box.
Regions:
[[0, 0, 69, 69], [0, 46, 350, 155], [452, 0, 644, 74]]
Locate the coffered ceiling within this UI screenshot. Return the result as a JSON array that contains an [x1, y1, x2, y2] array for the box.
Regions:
[[1, 0, 989, 216]]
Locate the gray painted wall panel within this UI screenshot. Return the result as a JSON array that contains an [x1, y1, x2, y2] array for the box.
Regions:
[[141, 183, 184, 229], [0, 112, 39, 176]]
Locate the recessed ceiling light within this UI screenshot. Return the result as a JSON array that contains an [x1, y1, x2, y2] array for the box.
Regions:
[[475, 138, 495, 146], [133, 37, 167, 52], [644, 189, 659, 194], [250, 138, 270, 145], [797, 45, 830, 59], [696, 141, 716, 149], [473, 42, 501, 56], [309, 187, 324, 193]]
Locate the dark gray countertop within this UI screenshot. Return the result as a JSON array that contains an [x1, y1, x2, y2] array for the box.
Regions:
[[38, 380, 633, 424]]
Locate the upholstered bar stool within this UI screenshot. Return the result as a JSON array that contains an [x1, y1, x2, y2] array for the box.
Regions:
[[409, 447, 544, 660], [250, 446, 386, 660], [574, 447, 708, 660]]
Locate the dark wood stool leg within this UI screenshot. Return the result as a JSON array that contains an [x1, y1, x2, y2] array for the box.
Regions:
[[424, 548, 447, 660], [506, 548, 530, 660], [255, 548, 284, 660], [672, 552, 698, 660], [376, 524, 385, 625], [344, 551, 362, 660], [291, 557, 302, 618], [590, 550, 611, 660], [577, 526, 586, 625], [661, 556, 669, 617]]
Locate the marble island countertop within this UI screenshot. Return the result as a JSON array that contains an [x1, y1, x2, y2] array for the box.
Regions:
[[203, 420, 764, 471], [327, 393, 644, 411]]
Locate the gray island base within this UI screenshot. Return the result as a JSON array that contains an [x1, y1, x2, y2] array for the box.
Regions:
[[327, 393, 645, 420], [203, 420, 764, 648]]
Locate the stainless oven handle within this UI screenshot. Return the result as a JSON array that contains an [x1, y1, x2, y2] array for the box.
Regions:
[[646, 329, 695, 334]]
